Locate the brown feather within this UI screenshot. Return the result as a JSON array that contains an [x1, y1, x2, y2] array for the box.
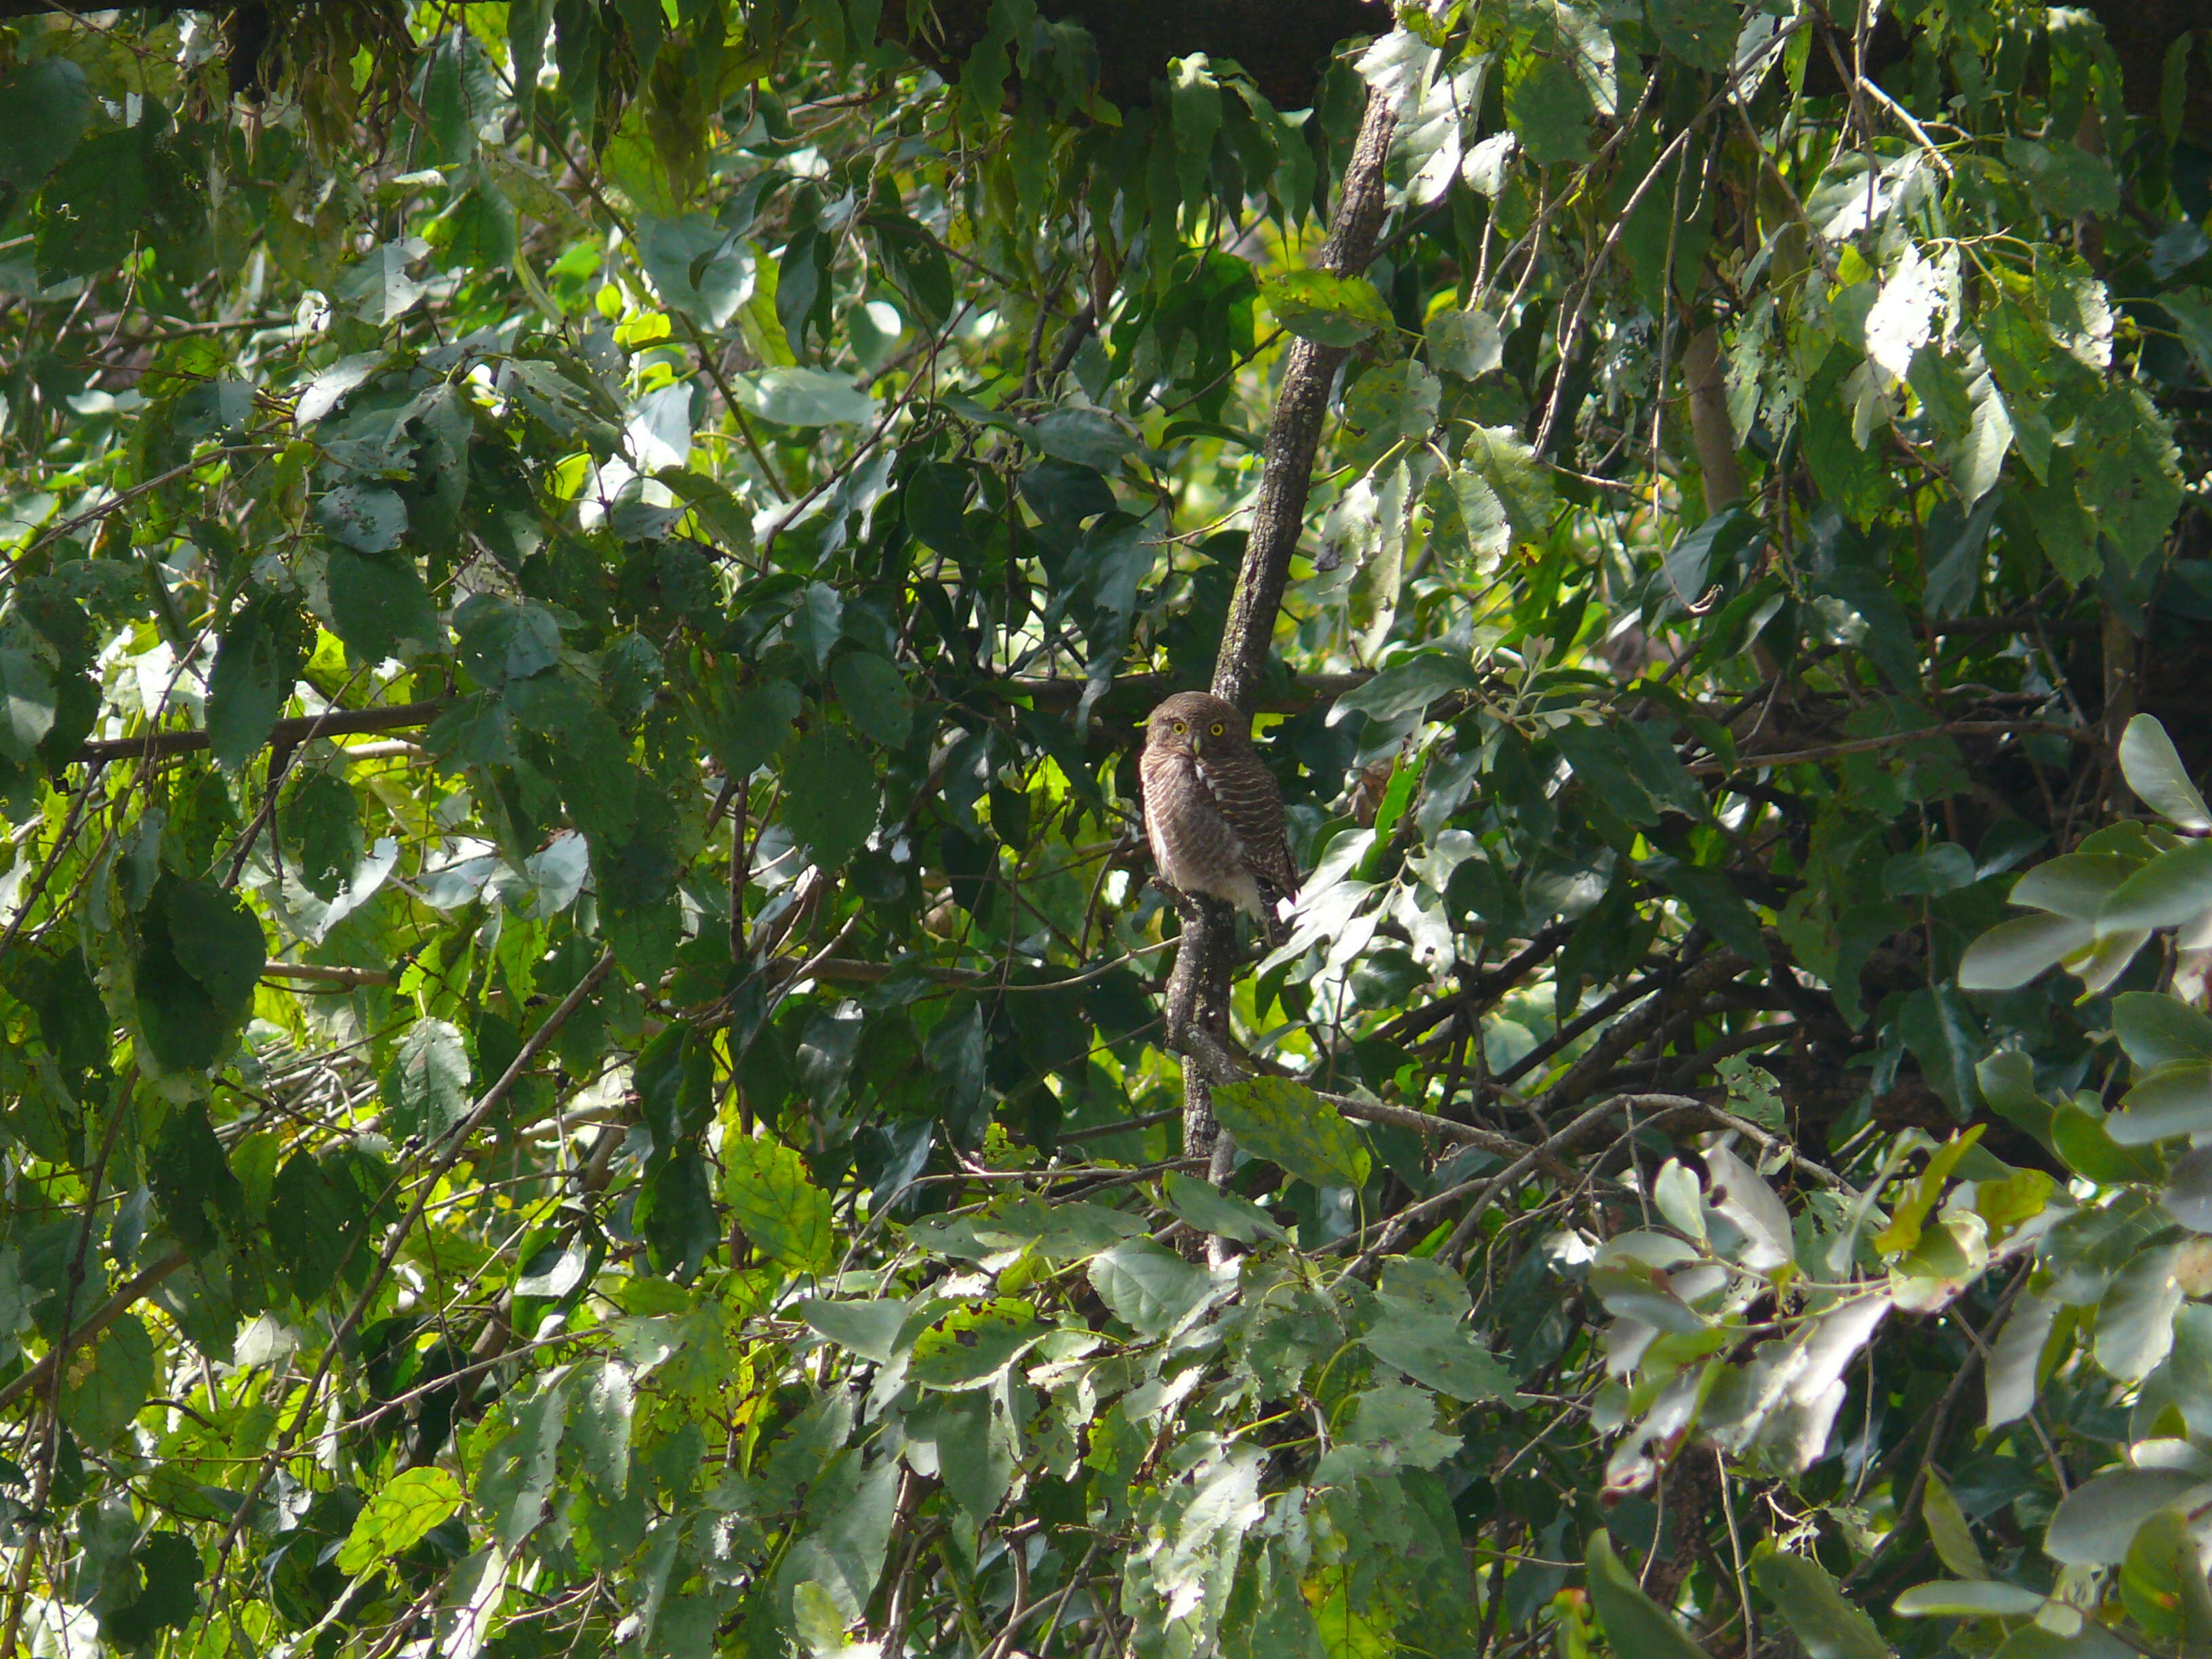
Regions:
[[1140, 693, 1299, 937]]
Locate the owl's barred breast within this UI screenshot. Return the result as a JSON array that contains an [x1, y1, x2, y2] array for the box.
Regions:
[[1141, 747, 1269, 920]]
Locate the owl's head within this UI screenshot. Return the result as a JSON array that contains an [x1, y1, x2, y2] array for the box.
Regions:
[[1145, 692, 1248, 758]]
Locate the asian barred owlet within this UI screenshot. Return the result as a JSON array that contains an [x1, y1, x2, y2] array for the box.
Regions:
[[1140, 692, 1298, 944]]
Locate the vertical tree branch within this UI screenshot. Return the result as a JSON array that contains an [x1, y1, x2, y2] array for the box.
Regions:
[[1211, 94, 1400, 712], [1168, 89, 1399, 1191]]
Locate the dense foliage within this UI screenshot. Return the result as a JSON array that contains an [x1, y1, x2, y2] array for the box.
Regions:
[[3, 1, 2212, 1655]]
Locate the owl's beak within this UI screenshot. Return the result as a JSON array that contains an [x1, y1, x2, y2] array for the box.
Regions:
[[1187, 728, 1204, 756]]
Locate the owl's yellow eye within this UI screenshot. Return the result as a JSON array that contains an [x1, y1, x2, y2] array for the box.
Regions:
[[1171, 720, 1186, 733], [1210, 722, 1224, 736]]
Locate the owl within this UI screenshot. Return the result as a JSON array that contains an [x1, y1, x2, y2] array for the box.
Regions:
[[1140, 691, 1298, 943]]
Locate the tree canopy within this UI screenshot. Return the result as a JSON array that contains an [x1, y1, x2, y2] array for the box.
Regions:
[[2, 1, 2212, 1656]]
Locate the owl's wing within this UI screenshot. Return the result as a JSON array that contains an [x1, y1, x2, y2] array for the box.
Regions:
[[1200, 756, 1298, 897]]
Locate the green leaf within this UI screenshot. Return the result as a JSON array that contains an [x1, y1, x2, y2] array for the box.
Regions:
[[1343, 361, 1441, 442], [34, 125, 150, 282], [268, 1151, 367, 1303], [1893, 1581, 2046, 1618], [693, 675, 800, 779], [1212, 1077, 1372, 1189], [325, 546, 441, 663], [335, 1467, 465, 1577], [149, 1101, 243, 1254], [1087, 1240, 1212, 1338], [1662, 504, 1762, 605], [1959, 912, 2093, 991], [722, 1134, 833, 1271], [2110, 1061, 2212, 1143], [1023, 407, 1136, 470], [1425, 460, 1511, 568], [2046, 1469, 2212, 1565], [571, 1357, 634, 1496], [903, 462, 975, 557], [1347, 1378, 1460, 1467], [2009, 852, 2141, 919], [1328, 652, 1478, 725], [335, 237, 428, 324], [0, 58, 91, 189], [2112, 991, 2212, 1072], [1585, 1530, 1708, 1657], [205, 597, 304, 771], [285, 769, 363, 900], [2051, 1099, 2165, 1183], [60, 1313, 155, 1449], [1923, 1473, 1990, 1579], [164, 881, 265, 1011], [2093, 1244, 2183, 1381], [1647, 0, 1743, 73], [1899, 985, 1985, 1120], [134, 878, 264, 1074], [1647, 857, 1766, 963], [2122, 1505, 2212, 1648], [798, 1298, 912, 1362], [1259, 269, 1393, 347], [478, 1376, 567, 1549], [2098, 841, 2212, 936], [637, 1143, 718, 1281], [636, 213, 754, 327], [382, 1019, 473, 1143], [98, 1532, 203, 1649], [2118, 716, 2212, 832], [2003, 137, 2119, 220], [0, 646, 57, 764], [1363, 1258, 1515, 1401], [869, 210, 954, 324], [1428, 308, 1502, 379], [316, 483, 409, 553], [831, 652, 914, 748], [733, 367, 877, 426], [1750, 1546, 1896, 1658], [1159, 1169, 1288, 1245], [907, 1297, 1046, 1390], [781, 725, 878, 871], [634, 1023, 712, 1151]]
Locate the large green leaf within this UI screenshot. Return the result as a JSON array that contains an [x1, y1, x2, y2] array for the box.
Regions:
[[97, 1532, 203, 1648], [382, 1019, 473, 1142], [335, 1467, 464, 1576], [1087, 1240, 1212, 1338], [1647, 0, 1743, 73], [0, 646, 57, 764], [1750, 1546, 1896, 1658], [205, 598, 305, 770], [148, 1101, 243, 1254], [0, 58, 91, 189], [1212, 1078, 1372, 1189], [1259, 269, 1393, 347], [325, 546, 441, 662], [906, 1298, 1046, 1390], [1585, 1530, 1709, 1657], [722, 1134, 833, 1271], [781, 725, 879, 871], [60, 1313, 155, 1450]]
